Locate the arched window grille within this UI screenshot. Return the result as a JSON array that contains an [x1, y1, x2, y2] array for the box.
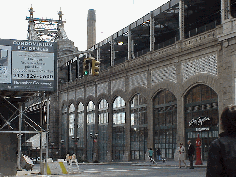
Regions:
[[130, 94, 148, 160], [153, 90, 177, 159], [98, 99, 108, 162], [87, 101, 95, 161], [112, 96, 125, 161], [77, 102, 84, 158]]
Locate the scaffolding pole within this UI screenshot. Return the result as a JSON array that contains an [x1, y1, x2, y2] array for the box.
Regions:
[[17, 103, 22, 170]]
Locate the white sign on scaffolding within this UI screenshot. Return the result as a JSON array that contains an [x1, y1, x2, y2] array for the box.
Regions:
[[0, 39, 57, 92]]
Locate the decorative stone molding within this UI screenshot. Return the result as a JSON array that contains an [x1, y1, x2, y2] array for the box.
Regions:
[[111, 78, 125, 94], [76, 88, 84, 99], [129, 73, 147, 90], [182, 30, 216, 48], [97, 82, 108, 96], [182, 54, 217, 82], [151, 65, 177, 85], [152, 44, 178, 58], [68, 90, 75, 100], [86, 86, 95, 98], [60, 92, 67, 102]]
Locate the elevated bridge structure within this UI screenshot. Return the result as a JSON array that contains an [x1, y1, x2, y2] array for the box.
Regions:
[[25, 0, 236, 163]]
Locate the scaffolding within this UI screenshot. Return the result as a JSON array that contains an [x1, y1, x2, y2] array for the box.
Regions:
[[26, 6, 68, 42]]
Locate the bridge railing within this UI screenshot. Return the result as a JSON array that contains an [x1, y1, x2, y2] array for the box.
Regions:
[[185, 20, 221, 39]]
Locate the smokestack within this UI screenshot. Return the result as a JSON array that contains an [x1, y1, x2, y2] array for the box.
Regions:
[[87, 9, 96, 50]]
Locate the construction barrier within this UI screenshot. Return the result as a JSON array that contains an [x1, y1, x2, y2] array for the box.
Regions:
[[46, 160, 68, 175]]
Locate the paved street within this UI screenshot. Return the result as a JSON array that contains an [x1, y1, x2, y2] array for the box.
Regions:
[[30, 160, 207, 177], [77, 165, 206, 177]]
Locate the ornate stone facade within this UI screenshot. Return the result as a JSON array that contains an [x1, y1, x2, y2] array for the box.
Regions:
[[48, 0, 236, 162]]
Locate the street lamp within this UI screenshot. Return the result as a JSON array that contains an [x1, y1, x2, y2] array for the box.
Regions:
[[90, 133, 98, 162], [71, 137, 80, 156], [90, 133, 98, 140], [60, 140, 65, 159], [50, 142, 54, 160]]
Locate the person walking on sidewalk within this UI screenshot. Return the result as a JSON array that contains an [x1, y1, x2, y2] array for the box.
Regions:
[[149, 148, 154, 162], [206, 105, 236, 176], [187, 140, 195, 169], [178, 143, 186, 168], [156, 148, 161, 161]]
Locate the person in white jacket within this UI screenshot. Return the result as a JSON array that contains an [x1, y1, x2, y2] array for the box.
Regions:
[[178, 143, 186, 168]]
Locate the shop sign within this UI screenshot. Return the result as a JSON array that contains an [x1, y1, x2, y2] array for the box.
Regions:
[[196, 127, 210, 131], [189, 116, 211, 126]]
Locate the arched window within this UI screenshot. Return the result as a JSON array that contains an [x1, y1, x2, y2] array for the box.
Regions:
[[98, 99, 108, 162], [184, 84, 218, 161], [87, 101, 95, 162], [130, 94, 148, 160], [77, 102, 84, 158], [231, 0, 236, 18], [153, 90, 177, 159], [87, 101, 95, 124], [68, 104, 75, 153], [113, 97, 125, 125], [112, 96, 125, 161]]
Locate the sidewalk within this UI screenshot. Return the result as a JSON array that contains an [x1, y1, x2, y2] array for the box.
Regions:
[[132, 160, 207, 168]]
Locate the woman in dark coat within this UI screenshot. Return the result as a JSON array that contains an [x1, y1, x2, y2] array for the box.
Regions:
[[206, 105, 236, 176]]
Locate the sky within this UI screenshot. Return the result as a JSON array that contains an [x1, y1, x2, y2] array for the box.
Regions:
[[0, 0, 169, 51]]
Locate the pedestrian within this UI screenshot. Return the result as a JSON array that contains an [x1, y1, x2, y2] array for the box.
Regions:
[[187, 140, 195, 169], [156, 148, 161, 161], [149, 148, 154, 162], [178, 143, 186, 168], [206, 105, 236, 176]]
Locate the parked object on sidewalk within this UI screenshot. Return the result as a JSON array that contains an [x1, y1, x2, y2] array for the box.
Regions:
[[206, 105, 236, 177], [20, 155, 34, 171], [46, 160, 69, 175]]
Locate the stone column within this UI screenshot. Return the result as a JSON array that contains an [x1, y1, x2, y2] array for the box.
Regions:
[[74, 98, 78, 158], [97, 43, 100, 61], [123, 75, 130, 161], [128, 25, 132, 60], [68, 62, 72, 82], [176, 60, 185, 145], [106, 79, 113, 162], [221, 0, 226, 23], [146, 69, 153, 152], [107, 100, 113, 162], [150, 11, 155, 52], [179, 0, 184, 40], [124, 101, 131, 161], [110, 36, 114, 66], [221, 0, 232, 23], [83, 88, 88, 160], [94, 103, 99, 162]]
